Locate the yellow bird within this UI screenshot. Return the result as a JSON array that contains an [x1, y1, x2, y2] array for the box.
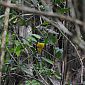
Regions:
[[36, 42, 45, 54]]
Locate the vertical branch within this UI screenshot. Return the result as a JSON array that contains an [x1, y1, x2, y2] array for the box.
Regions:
[[0, 0, 11, 81], [81, 64, 84, 84], [80, 0, 85, 84], [83, 0, 85, 32]]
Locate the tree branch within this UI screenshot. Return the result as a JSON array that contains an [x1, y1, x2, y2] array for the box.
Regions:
[[0, 0, 11, 81], [0, 1, 85, 27]]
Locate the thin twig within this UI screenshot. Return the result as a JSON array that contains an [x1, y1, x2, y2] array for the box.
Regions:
[[38, 72, 49, 85], [6, 46, 18, 64]]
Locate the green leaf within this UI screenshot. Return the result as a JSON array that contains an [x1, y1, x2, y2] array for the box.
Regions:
[[11, 67, 17, 71], [52, 0, 63, 4], [55, 47, 63, 59], [57, 8, 70, 14], [31, 80, 41, 85], [48, 34, 57, 44], [27, 36, 37, 43], [42, 57, 53, 65], [25, 80, 31, 85], [25, 80, 40, 85], [21, 64, 33, 76], [55, 74, 61, 80], [44, 38, 49, 44], [18, 17, 26, 26], [14, 46, 21, 57], [38, 67, 52, 76], [41, 21, 49, 26], [31, 34, 41, 39], [52, 70, 61, 80], [15, 40, 20, 46], [6, 33, 9, 45]]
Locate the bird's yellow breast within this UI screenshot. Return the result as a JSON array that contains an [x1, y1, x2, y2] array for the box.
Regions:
[[36, 42, 45, 54], [37, 43, 45, 48]]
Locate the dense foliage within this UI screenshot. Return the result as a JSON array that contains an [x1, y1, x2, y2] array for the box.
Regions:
[[0, 0, 85, 85]]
